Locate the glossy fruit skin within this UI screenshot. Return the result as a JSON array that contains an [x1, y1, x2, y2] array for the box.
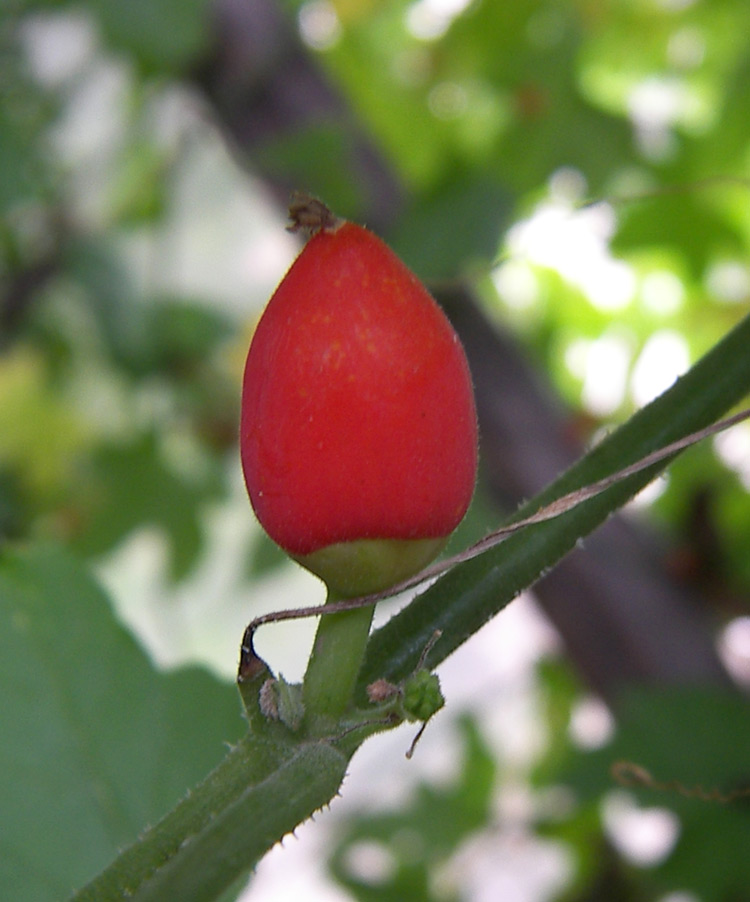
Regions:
[[240, 219, 477, 595]]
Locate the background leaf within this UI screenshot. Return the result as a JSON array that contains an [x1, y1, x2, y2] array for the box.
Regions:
[[72, 432, 224, 579], [0, 543, 243, 902], [89, 0, 213, 75], [565, 687, 750, 902], [329, 716, 495, 902], [387, 174, 512, 281]]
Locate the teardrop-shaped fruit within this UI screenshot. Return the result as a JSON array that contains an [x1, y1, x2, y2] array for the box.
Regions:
[[240, 198, 477, 596]]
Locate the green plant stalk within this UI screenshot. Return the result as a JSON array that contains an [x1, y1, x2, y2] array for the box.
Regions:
[[69, 658, 357, 902], [357, 310, 750, 693], [69, 726, 349, 902], [303, 589, 375, 721]]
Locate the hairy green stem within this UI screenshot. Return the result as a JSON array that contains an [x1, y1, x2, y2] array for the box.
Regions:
[[69, 727, 349, 902], [303, 589, 375, 720]]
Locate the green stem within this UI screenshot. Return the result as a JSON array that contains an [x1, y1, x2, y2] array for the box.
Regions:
[[303, 589, 375, 721], [68, 623, 395, 902], [69, 728, 349, 902]]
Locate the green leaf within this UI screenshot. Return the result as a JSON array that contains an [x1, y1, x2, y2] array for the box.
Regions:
[[328, 716, 495, 902], [0, 543, 244, 902], [357, 311, 750, 695], [63, 236, 235, 378], [388, 174, 513, 282], [62, 238, 144, 367], [565, 687, 750, 902], [89, 0, 213, 75], [0, 104, 48, 214], [74, 432, 224, 579], [0, 43, 56, 214], [254, 124, 368, 220], [245, 529, 290, 581], [0, 346, 88, 501], [109, 140, 171, 226], [612, 191, 746, 278], [144, 300, 234, 376]]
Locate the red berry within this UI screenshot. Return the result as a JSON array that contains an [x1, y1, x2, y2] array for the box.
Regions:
[[240, 200, 477, 595]]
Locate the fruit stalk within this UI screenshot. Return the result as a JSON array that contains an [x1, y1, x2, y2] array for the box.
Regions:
[[302, 589, 375, 721]]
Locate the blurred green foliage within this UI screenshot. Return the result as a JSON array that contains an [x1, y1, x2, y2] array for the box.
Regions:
[[329, 717, 496, 902], [0, 543, 243, 902], [2, 0, 750, 900], [564, 686, 750, 902]]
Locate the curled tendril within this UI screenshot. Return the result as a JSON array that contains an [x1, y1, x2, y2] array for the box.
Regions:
[[611, 760, 750, 805]]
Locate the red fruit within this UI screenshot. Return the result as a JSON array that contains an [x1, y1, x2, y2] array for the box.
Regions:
[[240, 199, 477, 596]]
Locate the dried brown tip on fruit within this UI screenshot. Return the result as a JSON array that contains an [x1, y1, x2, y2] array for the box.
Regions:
[[287, 191, 343, 236]]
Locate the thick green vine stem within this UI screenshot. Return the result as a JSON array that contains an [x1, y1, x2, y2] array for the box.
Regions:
[[302, 590, 375, 722], [68, 635, 402, 902], [68, 731, 349, 902]]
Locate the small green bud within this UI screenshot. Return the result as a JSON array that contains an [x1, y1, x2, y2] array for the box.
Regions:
[[401, 669, 445, 723]]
